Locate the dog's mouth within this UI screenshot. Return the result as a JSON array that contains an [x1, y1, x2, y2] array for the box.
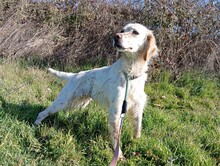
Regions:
[[114, 41, 132, 51], [114, 42, 124, 49]]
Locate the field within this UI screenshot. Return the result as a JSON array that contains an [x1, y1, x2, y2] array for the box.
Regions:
[[0, 61, 219, 165]]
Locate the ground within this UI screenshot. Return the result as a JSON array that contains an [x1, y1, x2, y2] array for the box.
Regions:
[[0, 61, 219, 165]]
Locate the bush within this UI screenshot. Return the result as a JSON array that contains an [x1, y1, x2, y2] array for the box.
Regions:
[[0, 0, 219, 73]]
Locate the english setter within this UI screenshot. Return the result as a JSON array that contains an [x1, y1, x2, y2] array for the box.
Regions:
[[34, 23, 158, 160]]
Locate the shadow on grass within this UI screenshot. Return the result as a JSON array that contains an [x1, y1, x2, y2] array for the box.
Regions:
[[0, 96, 45, 124], [0, 95, 109, 148]]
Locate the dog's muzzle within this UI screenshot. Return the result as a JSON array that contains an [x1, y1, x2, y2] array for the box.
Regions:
[[113, 33, 124, 49]]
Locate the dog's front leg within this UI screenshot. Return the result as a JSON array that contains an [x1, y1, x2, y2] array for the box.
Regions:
[[108, 106, 125, 160], [131, 94, 146, 138], [132, 108, 144, 138]]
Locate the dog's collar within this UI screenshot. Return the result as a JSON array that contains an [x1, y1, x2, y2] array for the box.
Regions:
[[123, 72, 142, 80]]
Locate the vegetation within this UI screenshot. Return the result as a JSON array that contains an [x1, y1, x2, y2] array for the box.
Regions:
[[0, 0, 219, 73], [0, 0, 219, 165], [0, 61, 219, 165]]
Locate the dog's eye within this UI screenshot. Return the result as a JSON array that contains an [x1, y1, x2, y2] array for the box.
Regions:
[[120, 30, 124, 33], [132, 30, 139, 35]]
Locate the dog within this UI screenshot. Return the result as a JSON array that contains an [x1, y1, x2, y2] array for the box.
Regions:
[[34, 23, 158, 160]]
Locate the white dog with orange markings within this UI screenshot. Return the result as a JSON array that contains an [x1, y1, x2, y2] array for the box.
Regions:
[[35, 23, 158, 160]]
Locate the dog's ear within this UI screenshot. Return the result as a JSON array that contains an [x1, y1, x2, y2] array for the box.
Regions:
[[144, 32, 158, 61]]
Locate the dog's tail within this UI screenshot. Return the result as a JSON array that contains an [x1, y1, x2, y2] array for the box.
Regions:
[[48, 68, 75, 81]]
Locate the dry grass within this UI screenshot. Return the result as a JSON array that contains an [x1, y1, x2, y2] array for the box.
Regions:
[[0, 0, 219, 73]]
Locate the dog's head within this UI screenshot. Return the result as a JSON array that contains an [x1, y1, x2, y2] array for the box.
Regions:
[[114, 23, 158, 61]]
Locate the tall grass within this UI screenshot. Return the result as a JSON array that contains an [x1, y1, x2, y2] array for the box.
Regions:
[[0, 61, 219, 165]]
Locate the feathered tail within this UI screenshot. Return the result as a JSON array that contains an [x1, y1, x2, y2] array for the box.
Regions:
[[48, 68, 75, 81]]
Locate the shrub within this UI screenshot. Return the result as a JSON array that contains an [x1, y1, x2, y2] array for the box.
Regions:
[[0, 0, 219, 73]]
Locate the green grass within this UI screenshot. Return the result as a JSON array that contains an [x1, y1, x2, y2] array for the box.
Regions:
[[0, 62, 219, 165]]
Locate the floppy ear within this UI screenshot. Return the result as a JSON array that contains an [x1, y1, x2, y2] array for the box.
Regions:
[[144, 32, 158, 61]]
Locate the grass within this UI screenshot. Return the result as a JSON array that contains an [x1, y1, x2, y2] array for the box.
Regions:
[[0, 61, 219, 165]]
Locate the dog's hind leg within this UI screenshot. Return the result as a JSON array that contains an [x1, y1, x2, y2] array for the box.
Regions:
[[34, 81, 77, 125]]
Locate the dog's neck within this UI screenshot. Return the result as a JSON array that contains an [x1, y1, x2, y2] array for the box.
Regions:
[[118, 51, 149, 79]]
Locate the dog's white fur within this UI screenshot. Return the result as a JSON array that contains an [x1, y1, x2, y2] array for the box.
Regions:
[[34, 23, 158, 159]]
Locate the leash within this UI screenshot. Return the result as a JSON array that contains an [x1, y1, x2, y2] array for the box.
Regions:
[[110, 74, 130, 166]]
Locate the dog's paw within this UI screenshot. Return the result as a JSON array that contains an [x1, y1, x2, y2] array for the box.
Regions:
[[34, 119, 41, 126], [118, 154, 126, 162], [134, 132, 141, 139], [119, 157, 126, 163]]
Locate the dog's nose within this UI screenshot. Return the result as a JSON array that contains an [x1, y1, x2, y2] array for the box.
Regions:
[[114, 33, 122, 41]]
